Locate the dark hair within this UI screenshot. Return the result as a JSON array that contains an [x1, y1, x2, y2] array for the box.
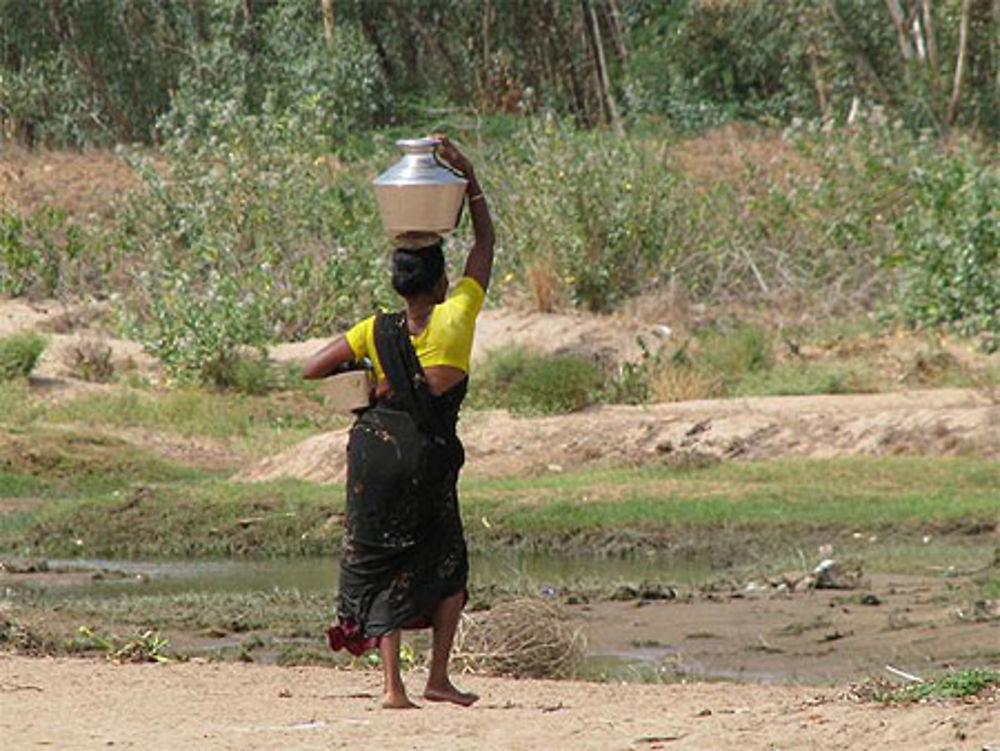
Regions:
[[391, 242, 445, 297]]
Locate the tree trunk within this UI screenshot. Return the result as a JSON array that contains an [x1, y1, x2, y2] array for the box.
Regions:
[[807, 44, 829, 116], [828, 0, 894, 106], [885, 0, 915, 59], [483, 0, 492, 70], [321, 0, 334, 46], [994, 0, 1000, 90], [358, 12, 396, 84], [922, 0, 939, 74], [188, 0, 210, 43], [606, 0, 630, 63], [582, 0, 623, 134], [946, 0, 972, 126]]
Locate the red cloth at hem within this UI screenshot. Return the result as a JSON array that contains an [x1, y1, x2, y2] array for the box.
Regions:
[[327, 592, 468, 656], [326, 620, 379, 656]]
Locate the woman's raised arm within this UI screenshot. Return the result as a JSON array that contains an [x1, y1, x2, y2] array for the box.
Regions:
[[438, 137, 495, 292]]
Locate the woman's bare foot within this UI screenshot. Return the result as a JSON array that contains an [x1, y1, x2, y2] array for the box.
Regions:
[[423, 681, 479, 707], [382, 690, 419, 709]]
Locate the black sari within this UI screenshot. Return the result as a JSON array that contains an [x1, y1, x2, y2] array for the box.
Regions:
[[327, 312, 469, 655]]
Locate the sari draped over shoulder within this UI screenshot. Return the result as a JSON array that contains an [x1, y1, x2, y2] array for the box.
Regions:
[[327, 312, 468, 655]]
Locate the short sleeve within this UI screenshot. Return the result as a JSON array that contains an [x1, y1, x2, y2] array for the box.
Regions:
[[344, 315, 374, 360], [448, 276, 486, 317]]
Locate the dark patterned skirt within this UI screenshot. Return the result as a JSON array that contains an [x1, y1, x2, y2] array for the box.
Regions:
[[327, 403, 468, 655]]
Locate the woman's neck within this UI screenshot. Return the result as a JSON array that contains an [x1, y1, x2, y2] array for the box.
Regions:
[[405, 298, 435, 334]]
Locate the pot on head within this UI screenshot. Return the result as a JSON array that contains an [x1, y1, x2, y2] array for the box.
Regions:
[[373, 138, 468, 246]]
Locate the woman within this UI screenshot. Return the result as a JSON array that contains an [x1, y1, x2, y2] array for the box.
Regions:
[[303, 137, 494, 709]]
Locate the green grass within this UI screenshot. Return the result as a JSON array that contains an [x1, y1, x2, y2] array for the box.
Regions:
[[5, 455, 999, 560], [459, 458, 1000, 537], [10, 477, 340, 558], [0, 427, 205, 491], [0, 380, 42, 425], [44, 386, 346, 439], [874, 668, 1000, 703], [734, 362, 882, 396]]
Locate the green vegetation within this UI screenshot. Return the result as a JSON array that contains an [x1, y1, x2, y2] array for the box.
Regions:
[[4, 455, 999, 560], [43, 386, 345, 439], [75, 626, 174, 664], [0, 2, 998, 381], [2, 1, 997, 147], [874, 668, 1000, 703], [0, 333, 47, 381], [469, 346, 603, 415]]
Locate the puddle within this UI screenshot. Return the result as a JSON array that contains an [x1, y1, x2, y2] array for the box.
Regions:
[[20, 551, 714, 600], [4, 540, 997, 686]]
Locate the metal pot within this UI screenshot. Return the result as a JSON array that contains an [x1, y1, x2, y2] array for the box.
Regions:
[[372, 137, 468, 245]]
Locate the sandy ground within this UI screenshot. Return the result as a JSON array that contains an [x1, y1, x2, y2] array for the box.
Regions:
[[2, 654, 999, 751]]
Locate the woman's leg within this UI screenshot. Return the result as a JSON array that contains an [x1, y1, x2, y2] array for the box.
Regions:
[[379, 631, 416, 709], [424, 591, 479, 706]]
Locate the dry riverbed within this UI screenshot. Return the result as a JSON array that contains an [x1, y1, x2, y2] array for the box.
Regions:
[[2, 653, 999, 750]]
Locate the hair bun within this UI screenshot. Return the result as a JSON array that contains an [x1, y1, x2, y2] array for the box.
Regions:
[[391, 243, 445, 297]]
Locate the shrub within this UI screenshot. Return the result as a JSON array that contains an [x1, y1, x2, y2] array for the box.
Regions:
[[117, 105, 395, 384], [887, 142, 1000, 350], [62, 339, 115, 383], [471, 346, 602, 415], [694, 322, 773, 392], [0, 332, 47, 381], [488, 122, 676, 312], [161, 9, 391, 146], [0, 207, 102, 299]]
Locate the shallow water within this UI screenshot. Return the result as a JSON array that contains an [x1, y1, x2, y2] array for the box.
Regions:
[[39, 550, 713, 599], [9, 538, 998, 685]]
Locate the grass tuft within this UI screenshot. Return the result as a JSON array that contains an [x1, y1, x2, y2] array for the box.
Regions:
[[0, 333, 47, 381], [873, 668, 1000, 703]]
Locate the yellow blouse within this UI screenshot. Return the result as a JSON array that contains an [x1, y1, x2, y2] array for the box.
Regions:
[[344, 276, 485, 382]]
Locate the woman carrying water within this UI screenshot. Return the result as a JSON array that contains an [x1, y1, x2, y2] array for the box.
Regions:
[[303, 137, 494, 709]]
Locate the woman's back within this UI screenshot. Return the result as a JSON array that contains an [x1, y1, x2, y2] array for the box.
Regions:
[[344, 276, 485, 396]]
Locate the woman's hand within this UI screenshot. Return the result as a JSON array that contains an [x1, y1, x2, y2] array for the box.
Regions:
[[436, 136, 475, 181]]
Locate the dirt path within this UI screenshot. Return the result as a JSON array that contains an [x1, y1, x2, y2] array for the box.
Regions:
[[2, 654, 998, 750]]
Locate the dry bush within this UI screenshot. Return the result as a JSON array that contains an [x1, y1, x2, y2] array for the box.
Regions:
[[63, 338, 114, 382], [898, 349, 963, 387], [525, 259, 563, 313], [452, 598, 586, 679], [650, 364, 718, 403], [37, 303, 112, 334]]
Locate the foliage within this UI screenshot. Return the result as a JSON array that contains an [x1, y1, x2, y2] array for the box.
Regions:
[[886, 142, 1000, 350], [161, 4, 391, 146], [625, 0, 999, 137], [0, 0, 190, 146], [116, 106, 395, 385], [0, 332, 47, 381], [0, 207, 100, 299], [489, 121, 675, 312], [469, 345, 603, 415], [2, 0, 998, 148]]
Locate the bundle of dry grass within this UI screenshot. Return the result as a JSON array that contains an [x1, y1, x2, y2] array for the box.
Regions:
[[452, 597, 586, 679]]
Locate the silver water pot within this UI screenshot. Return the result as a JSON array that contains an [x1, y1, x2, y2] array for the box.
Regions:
[[373, 138, 468, 247]]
